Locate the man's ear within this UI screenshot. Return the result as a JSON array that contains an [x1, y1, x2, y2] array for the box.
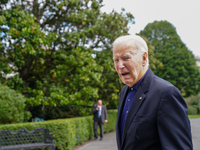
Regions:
[[142, 52, 148, 66]]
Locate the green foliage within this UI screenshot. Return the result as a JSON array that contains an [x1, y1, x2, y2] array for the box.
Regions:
[[0, 0, 8, 5], [140, 21, 200, 97], [107, 109, 118, 113], [139, 35, 163, 72], [0, 1, 135, 118], [24, 111, 32, 122], [40, 105, 94, 120], [0, 84, 26, 124], [42, 47, 103, 107], [0, 112, 117, 150], [0, 6, 56, 105], [185, 95, 200, 106], [0, 0, 161, 120], [192, 105, 200, 114], [103, 110, 117, 132], [188, 115, 200, 119], [188, 105, 198, 115]]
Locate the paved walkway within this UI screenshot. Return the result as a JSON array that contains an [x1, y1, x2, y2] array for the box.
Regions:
[[78, 119, 200, 150], [190, 118, 200, 150], [78, 131, 117, 150]]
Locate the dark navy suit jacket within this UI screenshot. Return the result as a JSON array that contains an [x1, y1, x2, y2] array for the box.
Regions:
[[116, 69, 193, 150]]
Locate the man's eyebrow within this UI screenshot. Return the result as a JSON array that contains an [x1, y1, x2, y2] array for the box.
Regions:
[[123, 54, 129, 57], [113, 54, 130, 60]]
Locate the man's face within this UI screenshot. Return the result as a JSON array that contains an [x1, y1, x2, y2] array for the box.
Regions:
[[98, 101, 102, 105], [113, 44, 145, 87]]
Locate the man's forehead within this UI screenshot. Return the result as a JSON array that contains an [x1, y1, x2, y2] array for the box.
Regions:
[[113, 49, 137, 57], [113, 40, 137, 49], [113, 43, 127, 51]]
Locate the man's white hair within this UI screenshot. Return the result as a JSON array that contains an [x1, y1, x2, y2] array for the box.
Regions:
[[98, 100, 102, 102], [112, 35, 149, 66]]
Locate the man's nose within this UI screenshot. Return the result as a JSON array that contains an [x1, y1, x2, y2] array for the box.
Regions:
[[118, 60, 125, 69]]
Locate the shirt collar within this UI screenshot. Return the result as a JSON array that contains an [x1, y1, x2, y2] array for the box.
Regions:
[[129, 68, 149, 91]]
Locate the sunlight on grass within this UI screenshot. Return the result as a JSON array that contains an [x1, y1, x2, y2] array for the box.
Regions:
[[188, 115, 200, 119]]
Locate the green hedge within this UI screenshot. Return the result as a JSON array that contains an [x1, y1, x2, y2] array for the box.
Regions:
[[0, 111, 117, 150], [188, 105, 198, 115]]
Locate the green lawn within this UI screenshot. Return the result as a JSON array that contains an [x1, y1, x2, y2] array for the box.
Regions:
[[188, 115, 200, 119]]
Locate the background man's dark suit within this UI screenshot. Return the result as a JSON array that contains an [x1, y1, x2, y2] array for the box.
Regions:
[[116, 69, 193, 150], [93, 103, 108, 140]]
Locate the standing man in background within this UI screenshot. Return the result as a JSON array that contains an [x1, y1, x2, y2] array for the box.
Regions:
[[93, 100, 108, 141], [112, 35, 193, 150]]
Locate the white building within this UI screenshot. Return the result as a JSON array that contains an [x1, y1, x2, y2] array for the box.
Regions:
[[195, 55, 200, 68]]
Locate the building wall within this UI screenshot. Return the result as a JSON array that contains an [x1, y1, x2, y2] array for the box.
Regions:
[[195, 55, 200, 68]]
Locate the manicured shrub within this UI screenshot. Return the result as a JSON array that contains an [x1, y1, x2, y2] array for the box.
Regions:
[[192, 105, 200, 114], [0, 84, 26, 124], [188, 105, 198, 115], [107, 109, 118, 113], [104, 112, 117, 133], [0, 111, 117, 150]]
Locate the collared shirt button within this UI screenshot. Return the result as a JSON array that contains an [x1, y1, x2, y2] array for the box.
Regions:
[[127, 111, 128, 113], [131, 88, 133, 90], [128, 99, 130, 101]]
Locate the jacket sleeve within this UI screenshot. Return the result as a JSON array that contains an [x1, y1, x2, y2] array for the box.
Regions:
[[157, 86, 193, 150], [93, 104, 98, 114], [104, 105, 108, 120]]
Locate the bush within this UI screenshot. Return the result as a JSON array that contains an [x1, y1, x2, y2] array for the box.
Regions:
[[24, 111, 32, 122], [107, 109, 118, 114], [185, 95, 200, 106], [0, 112, 117, 150], [0, 84, 26, 124], [187, 105, 198, 115], [192, 105, 200, 114]]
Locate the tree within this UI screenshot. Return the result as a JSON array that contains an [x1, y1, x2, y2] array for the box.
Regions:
[[140, 20, 200, 97], [0, 0, 8, 5], [0, 6, 56, 104], [0, 0, 161, 119], [0, 1, 135, 118], [0, 6, 103, 116]]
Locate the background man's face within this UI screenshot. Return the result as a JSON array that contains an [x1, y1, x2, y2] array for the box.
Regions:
[[113, 44, 144, 87], [98, 101, 102, 105]]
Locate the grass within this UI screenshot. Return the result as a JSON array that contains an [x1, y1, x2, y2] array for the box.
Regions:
[[188, 115, 200, 119]]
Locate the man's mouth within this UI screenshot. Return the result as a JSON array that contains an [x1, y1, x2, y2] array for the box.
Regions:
[[121, 73, 130, 76]]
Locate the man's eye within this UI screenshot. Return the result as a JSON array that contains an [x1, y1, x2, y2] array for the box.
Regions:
[[125, 57, 129, 60]]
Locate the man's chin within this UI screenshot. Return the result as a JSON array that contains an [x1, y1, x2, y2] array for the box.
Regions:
[[122, 80, 135, 87], [122, 80, 131, 86]]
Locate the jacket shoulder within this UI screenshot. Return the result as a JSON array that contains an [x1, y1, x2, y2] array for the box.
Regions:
[[149, 76, 181, 99], [153, 75, 176, 89]]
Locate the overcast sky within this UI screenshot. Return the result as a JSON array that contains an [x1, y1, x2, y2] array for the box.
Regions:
[[101, 0, 200, 57]]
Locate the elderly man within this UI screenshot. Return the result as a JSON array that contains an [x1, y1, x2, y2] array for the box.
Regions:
[[93, 100, 108, 141], [112, 35, 193, 150]]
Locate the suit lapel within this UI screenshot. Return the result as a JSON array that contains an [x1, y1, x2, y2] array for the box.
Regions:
[[120, 69, 154, 148], [121, 87, 146, 145], [116, 86, 129, 126], [116, 85, 128, 147]]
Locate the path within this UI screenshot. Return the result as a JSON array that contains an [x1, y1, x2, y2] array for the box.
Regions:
[[190, 118, 200, 150], [78, 131, 117, 150], [78, 118, 200, 150]]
